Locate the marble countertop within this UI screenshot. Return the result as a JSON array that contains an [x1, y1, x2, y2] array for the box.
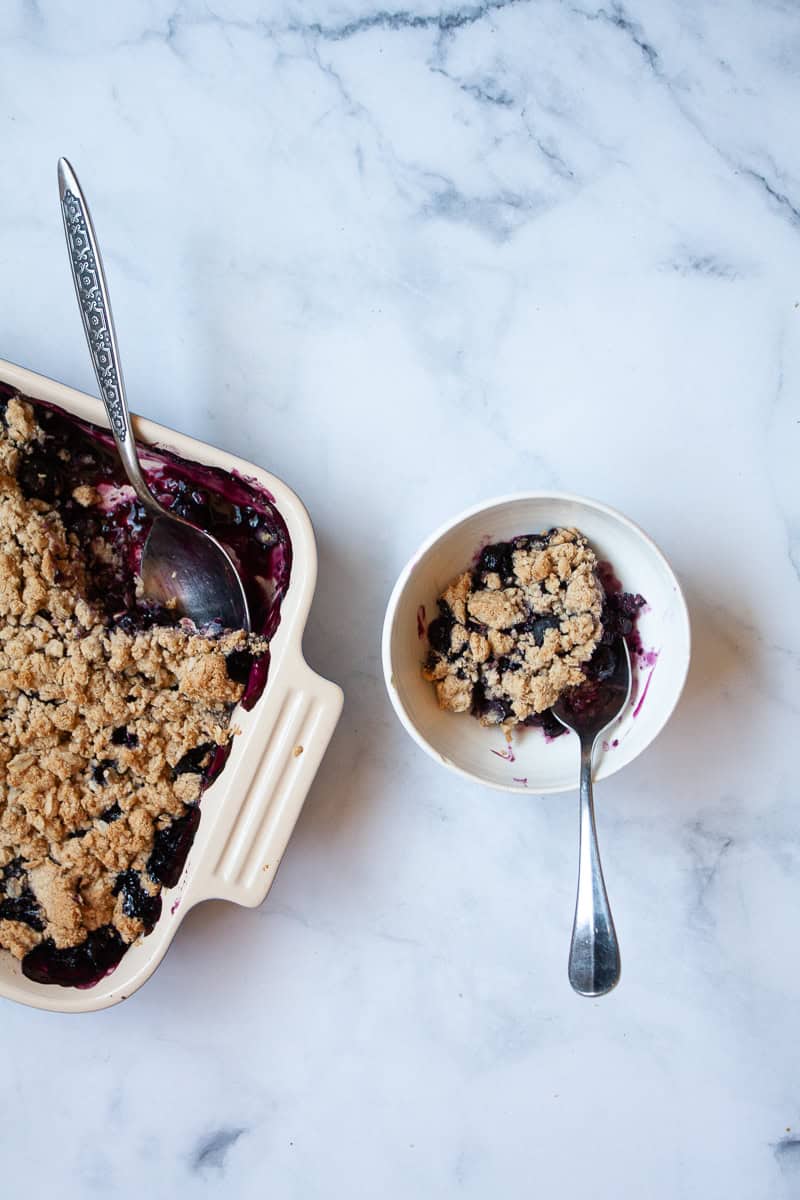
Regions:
[[1, 1, 798, 1195]]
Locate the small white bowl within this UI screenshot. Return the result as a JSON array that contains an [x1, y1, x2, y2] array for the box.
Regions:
[[382, 493, 690, 794]]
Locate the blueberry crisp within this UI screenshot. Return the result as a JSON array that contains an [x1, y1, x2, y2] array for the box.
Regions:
[[0, 387, 291, 986], [423, 528, 633, 735]]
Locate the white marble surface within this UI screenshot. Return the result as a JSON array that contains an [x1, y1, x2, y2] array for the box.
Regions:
[[1, 0, 799, 1194]]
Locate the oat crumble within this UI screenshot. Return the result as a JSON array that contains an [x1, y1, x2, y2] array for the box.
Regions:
[[0, 396, 269, 978], [422, 528, 604, 727]]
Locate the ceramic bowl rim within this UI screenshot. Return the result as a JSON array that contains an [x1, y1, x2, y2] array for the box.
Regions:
[[381, 490, 691, 794]]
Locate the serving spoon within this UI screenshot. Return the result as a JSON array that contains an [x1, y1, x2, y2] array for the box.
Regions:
[[57, 157, 250, 632], [553, 637, 631, 997]]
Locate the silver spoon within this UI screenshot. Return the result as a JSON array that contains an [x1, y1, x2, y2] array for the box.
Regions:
[[552, 637, 631, 997], [57, 157, 250, 632]]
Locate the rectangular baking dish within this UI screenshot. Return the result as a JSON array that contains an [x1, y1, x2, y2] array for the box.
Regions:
[[0, 358, 343, 1013]]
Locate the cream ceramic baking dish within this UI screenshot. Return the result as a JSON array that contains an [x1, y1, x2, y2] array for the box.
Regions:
[[0, 357, 343, 1013]]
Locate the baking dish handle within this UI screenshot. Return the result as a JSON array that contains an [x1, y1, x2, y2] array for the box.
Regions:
[[187, 658, 343, 909]]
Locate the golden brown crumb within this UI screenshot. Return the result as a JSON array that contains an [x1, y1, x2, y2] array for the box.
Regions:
[[0, 397, 267, 962], [422, 528, 604, 727], [71, 485, 97, 508]]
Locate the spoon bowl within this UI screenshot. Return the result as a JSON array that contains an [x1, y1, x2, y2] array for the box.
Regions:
[[142, 515, 250, 630]]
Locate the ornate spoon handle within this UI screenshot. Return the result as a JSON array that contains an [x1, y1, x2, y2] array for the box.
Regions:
[[568, 738, 621, 997], [57, 157, 160, 514]]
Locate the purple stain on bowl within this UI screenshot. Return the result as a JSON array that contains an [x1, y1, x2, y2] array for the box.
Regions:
[[512, 776, 528, 786], [490, 742, 516, 763], [633, 664, 656, 718]]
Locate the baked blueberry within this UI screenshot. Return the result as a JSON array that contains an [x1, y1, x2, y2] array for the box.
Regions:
[[113, 869, 162, 932], [91, 759, 116, 785], [225, 649, 254, 684], [477, 542, 514, 578], [111, 725, 138, 747], [516, 614, 561, 645], [426, 613, 455, 657], [0, 890, 45, 931], [173, 743, 216, 778]]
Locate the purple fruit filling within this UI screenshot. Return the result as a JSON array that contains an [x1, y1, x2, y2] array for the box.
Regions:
[[0, 383, 292, 988]]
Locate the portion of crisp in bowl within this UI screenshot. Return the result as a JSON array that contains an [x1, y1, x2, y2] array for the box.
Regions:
[[422, 527, 643, 737], [0, 386, 291, 986]]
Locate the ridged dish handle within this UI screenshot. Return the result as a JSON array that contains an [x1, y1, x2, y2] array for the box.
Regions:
[[187, 658, 342, 909]]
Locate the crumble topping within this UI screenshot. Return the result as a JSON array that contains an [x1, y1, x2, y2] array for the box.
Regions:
[[422, 528, 604, 726], [0, 396, 266, 965]]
